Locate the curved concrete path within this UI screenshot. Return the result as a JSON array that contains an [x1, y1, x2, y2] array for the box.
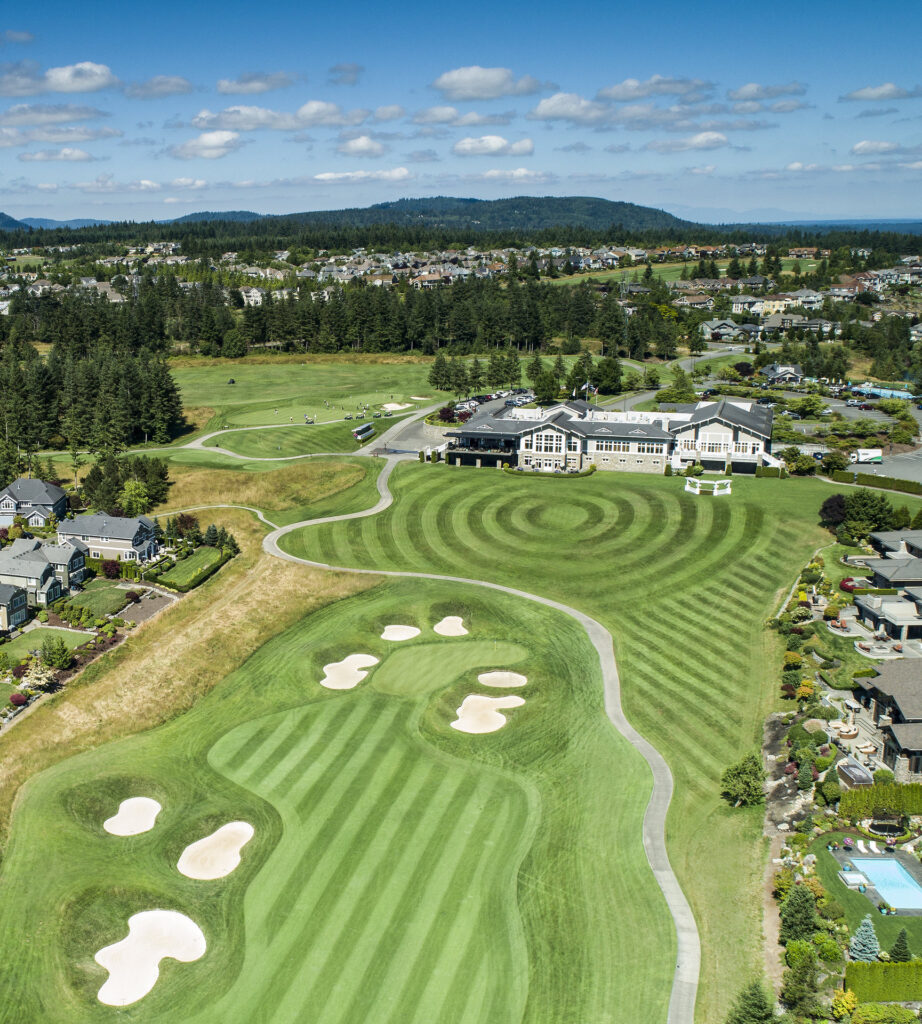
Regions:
[[259, 452, 701, 1024]]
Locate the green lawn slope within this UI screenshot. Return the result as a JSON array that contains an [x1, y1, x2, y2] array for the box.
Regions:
[[279, 466, 869, 1020], [0, 581, 668, 1023]]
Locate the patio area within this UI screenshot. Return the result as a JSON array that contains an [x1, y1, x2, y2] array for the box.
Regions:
[[828, 845, 922, 915]]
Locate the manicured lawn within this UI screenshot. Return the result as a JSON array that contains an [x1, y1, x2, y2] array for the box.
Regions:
[[0, 580, 669, 1023], [280, 465, 922, 1020], [203, 419, 393, 459], [171, 355, 434, 430], [549, 257, 814, 287], [158, 547, 223, 587], [2, 627, 89, 667], [68, 579, 133, 618]]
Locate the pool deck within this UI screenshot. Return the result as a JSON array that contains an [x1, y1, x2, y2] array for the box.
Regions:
[[831, 847, 922, 915]]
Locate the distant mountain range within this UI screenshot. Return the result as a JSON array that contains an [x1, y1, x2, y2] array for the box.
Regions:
[[0, 197, 920, 236]]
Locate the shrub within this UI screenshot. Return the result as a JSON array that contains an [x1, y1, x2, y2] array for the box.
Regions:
[[9, 692, 27, 706], [845, 960, 922, 1002], [11, 665, 26, 679], [817, 898, 844, 921], [849, 914, 880, 962], [101, 559, 120, 579], [823, 604, 841, 620], [783, 651, 804, 669], [663, 463, 673, 476], [841, 781, 922, 818], [785, 939, 815, 968], [125, 590, 141, 603], [831, 989, 857, 1021], [780, 885, 818, 944], [813, 935, 842, 963], [873, 768, 894, 785], [850, 1004, 917, 1024]]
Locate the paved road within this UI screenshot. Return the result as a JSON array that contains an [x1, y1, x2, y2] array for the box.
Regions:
[[258, 438, 701, 1024]]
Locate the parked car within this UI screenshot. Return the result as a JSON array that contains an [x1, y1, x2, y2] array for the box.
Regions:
[[858, 403, 873, 411], [812, 452, 825, 461], [839, 578, 858, 593], [845, 399, 860, 407]]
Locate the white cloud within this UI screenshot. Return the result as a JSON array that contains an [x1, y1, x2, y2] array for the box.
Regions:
[[2, 30, 34, 44], [452, 134, 533, 156], [124, 75, 194, 99], [71, 173, 161, 193], [313, 166, 411, 183], [168, 130, 244, 159], [841, 82, 922, 102], [373, 104, 404, 122], [431, 65, 546, 101], [337, 134, 385, 157], [328, 62, 364, 86], [412, 105, 514, 127], [0, 102, 108, 126], [217, 71, 295, 95], [527, 92, 609, 124], [297, 99, 367, 126], [770, 99, 810, 113], [471, 167, 553, 182], [900, 160, 922, 170], [785, 161, 820, 172], [412, 105, 461, 124], [171, 176, 207, 188], [556, 141, 592, 153], [850, 139, 901, 155], [598, 75, 713, 101], [0, 60, 119, 96], [727, 81, 805, 101], [0, 124, 120, 147], [732, 101, 763, 114], [192, 100, 367, 132], [689, 165, 716, 175], [645, 131, 729, 152], [192, 105, 300, 131], [18, 146, 94, 161]]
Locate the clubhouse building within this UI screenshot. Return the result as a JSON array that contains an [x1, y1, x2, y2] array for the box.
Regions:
[[445, 398, 774, 474]]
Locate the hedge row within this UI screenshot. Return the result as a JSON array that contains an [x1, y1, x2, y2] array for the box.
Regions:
[[853, 587, 899, 596], [756, 466, 785, 478], [845, 960, 922, 1002], [502, 464, 597, 478], [840, 782, 922, 818], [148, 552, 231, 593], [832, 469, 922, 496]]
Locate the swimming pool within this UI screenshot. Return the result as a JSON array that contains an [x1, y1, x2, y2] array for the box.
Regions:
[[851, 858, 922, 910]]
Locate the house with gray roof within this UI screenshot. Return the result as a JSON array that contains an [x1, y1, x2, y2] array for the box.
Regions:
[[57, 514, 158, 562], [0, 477, 67, 528], [854, 661, 922, 782], [0, 539, 64, 606], [0, 583, 28, 632], [445, 398, 773, 474], [863, 557, 922, 589]]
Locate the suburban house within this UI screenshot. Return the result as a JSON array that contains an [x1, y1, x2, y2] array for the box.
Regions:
[[445, 398, 773, 474], [760, 362, 803, 386], [854, 661, 922, 782], [0, 583, 28, 632], [0, 539, 64, 606], [863, 558, 922, 590], [0, 478, 68, 528], [855, 588, 922, 641], [698, 319, 745, 342], [57, 514, 158, 562]]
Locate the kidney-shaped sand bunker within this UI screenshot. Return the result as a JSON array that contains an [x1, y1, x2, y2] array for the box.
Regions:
[[103, 797, 162, 836], [95, 909, 205, 1006], [177, 821, 255, 880]]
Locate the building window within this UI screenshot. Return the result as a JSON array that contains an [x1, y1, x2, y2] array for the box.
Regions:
[[750, 443, 761, 454], [535, 431, 563, 454], [567, 438, 579, 452], [637, 442, 664, 454], [522, 438, 532, 450], [596, 440, 630, 452]]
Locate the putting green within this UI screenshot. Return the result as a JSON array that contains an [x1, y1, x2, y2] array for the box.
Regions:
[[0, 580, 665, 1023]]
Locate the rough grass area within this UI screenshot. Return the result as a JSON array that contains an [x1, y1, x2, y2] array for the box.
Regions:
[[279, 465, 880, 1021], [158, 547, 223, 587], [171, 355, 433, 430], [2, 627, 89, 667], [548, 257, 813, 287], [0, 581, 668, 1024], [154, 455, 384, 527], [203, 419, 387, 459], [68, 579, 132, 618]]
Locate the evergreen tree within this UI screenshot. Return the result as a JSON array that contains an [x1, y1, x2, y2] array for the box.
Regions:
[[911, 508, 922, 530], [527, 353, 545, 383], [721, 753, 766, 807], [889, 928, 911, 962], [892, 505, 911, 530], [533, 369, 559, 404], [552, 354, 566, 386], [468, 357, 484, 393], [779, 957, 819, 1017], [595, 356, 623, 395], [724, 980, 775, 1024], [849, 914, 879, 961], [428, 351, 450, 391], [204, 523, 219, 547], [797, 760, 814, 791], [779, 885, 817, 944]]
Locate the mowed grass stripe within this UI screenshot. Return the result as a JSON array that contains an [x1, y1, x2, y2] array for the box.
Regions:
[[267, 759, 447, 1024]]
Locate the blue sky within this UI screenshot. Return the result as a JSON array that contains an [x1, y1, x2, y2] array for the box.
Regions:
[[1, 0, 921, 223]]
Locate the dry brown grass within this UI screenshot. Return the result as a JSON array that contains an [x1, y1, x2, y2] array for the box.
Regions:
[[154, 459, 366, 515], [169, 352, 433, 369], [0, 508, 375, 844], [183, 406, 215, 432]]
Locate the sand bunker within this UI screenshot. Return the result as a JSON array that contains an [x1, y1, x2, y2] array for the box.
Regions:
[[380, 624, 421, 641], [450, 695, 525, 734], [477, 671, 528, 688], [434, 616, 468, 637], [320, 653, 379, 690], [410, 396, 431, 401], [95, 910, 206, 1006], [177, 821, 254, 880], [103, 797, 162, 836], [382, 402, 411, 411]]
